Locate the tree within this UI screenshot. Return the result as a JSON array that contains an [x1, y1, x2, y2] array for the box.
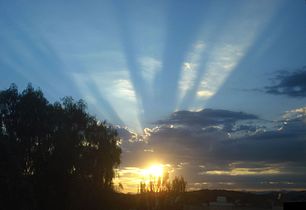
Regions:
[[0, 84, 121, 210], [171, 176, 187, 193], [138, 171, 187, 194]]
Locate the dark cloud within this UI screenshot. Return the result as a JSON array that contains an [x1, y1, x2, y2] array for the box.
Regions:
[[117, 108, 306, 190], [214, 129, 306, 163], [265, 66, 306, 97], [156, 109, 258, 132], [116, 127, 153, 166]]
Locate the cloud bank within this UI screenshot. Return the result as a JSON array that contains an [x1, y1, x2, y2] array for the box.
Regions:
[[265, 66, 306, 97], [117, 108, 306, 192]]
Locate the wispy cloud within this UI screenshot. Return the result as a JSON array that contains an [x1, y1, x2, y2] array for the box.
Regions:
[[265, 66, 306, 97], [73, 69, 143, 132], [138, 56, 162, 92], [283, 106, 306, 121], [177, 41, 206, 108], [91, 71, 143, 132], [204, 167, 281, 176], [194, 0, 282, 108]]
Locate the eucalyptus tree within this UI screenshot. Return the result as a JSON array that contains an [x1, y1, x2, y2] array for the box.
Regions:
[[0, 84, 121, 210]]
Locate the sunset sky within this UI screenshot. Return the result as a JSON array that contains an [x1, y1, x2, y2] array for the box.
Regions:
[[1, 0, 306, 193]]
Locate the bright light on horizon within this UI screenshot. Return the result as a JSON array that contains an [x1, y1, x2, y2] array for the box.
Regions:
[[113, 163, 168, 193], [142, 164, 164, 181]]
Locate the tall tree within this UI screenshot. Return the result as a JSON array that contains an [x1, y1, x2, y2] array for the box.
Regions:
[[0, 84, 121, 210]]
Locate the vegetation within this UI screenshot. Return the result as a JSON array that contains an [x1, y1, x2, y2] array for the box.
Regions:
[[0, 84, 121, 210], [136, 173, 187, 210], [139, 172, 187, 193], [0, 83, 302, 209], [0, 83, 191, 210]]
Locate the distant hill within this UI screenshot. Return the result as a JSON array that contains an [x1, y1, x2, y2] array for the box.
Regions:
[[182, 189, 306, 207], [114, 189, 306, 209]]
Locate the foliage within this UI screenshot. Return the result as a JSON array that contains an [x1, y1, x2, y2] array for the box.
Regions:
[[137, 172, 187, 210], [139, 172, 187, 194], [0, 84, 121, 210]]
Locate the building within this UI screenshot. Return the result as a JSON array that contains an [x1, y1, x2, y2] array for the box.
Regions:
[[209, 196, 234, 210]]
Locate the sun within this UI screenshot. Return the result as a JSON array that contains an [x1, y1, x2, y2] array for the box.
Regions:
[[142, 164, 164, 180], [148, 164, 164, 177]]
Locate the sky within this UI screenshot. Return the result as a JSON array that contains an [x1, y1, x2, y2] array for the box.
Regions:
[[1, 0, 306, 193]]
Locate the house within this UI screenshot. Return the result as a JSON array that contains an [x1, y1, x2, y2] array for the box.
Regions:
[[209, 196, 234, 210]]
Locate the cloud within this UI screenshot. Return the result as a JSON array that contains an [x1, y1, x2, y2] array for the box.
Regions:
[[156, 109, 258, 131], [197, 90, 214, 97], [265, 66, 306, 97], [138, 56, 162, 86], [196, 43, 245, 102], [73, 69, 143, 132], [153, 108, 306, 163], [204, 167, 280, 176], [191, 0, 283, 110], [177, 41, 206, 106], [116, 108, 306, 191]]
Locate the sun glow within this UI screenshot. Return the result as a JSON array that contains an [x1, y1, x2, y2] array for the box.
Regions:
[[142, 164, 164, 180], [113, 164, 169, 193]]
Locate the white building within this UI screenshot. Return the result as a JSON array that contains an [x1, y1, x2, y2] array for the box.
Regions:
[[209, 196, 234, 210]]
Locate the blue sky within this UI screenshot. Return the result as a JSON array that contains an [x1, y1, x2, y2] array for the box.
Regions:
[[1, 0, 306, 192]]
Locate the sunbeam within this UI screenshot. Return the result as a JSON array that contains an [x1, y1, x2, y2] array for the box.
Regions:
[[91, 70, 143, 133], [2, 0, 306, 204], [192, 0, 283, 110], [176, 40, 206, 109]]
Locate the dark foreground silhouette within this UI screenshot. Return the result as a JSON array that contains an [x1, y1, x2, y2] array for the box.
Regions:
[[0, 84, 121, 210], [115, 190, 306, 210]]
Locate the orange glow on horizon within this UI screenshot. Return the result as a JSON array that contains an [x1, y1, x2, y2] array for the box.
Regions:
[[141, 164, 164, 182], [114, 163, 170, 193]]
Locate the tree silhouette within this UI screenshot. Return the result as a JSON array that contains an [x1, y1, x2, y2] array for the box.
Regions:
[[0, 84, 121, 210], [171, 176, 187, 193], [137, 171, 187, 210], [138, 171, 187, 194]]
